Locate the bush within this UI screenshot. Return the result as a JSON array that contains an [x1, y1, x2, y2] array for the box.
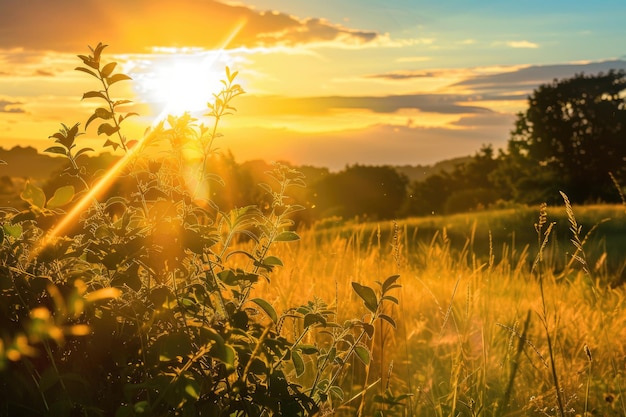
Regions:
[[0, 43, 400, 416]]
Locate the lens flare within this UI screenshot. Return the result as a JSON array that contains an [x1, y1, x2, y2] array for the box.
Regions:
[[32, 19, 248, 258]]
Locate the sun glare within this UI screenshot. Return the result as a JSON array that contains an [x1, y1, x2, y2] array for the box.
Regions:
[[133, 53, 229, 116]]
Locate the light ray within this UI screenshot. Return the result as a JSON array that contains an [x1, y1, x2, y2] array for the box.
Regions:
[[32, 19, 248, 259]]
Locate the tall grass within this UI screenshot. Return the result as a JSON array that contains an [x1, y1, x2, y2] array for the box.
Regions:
[[253, 204, 626, 416]]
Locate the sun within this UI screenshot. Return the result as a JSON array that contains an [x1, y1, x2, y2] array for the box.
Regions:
[[134, 52, 229, 117]]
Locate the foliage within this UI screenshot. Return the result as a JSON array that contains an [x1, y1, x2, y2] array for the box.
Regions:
[[403, 146, 503, 216], [312, 164, 408, 220], [0, 43, 400, 416], [267, 203, 626, 417], [503, 70, 626, 204]]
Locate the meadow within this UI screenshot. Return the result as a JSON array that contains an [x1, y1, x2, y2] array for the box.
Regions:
[[3, 44, 626, 417], [258, 203, 626, 416]]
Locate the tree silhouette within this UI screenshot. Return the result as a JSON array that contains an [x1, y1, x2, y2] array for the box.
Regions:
[[506, 70, 626, 203], [313, 165, 408, 220]]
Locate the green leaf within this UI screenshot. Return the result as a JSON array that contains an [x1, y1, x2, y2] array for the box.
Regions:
[[183, 377, 200, 400], [382, 295, 399, 305], [361, 322, 375, 339], [249, 298, 278, 324], [44, 146, 67, 156], [352, 282, 378, 314], [103, 139, 120, 150], [354, 345, 371, 365], [75, 66, 97, 77], [382, 274, 400, 293], [98, 123, 120, 136], [291, 349, 305, 377], [262, 256, 283, 266], [274, 230, 300, 242], [107, 73, 132, 86], [298, 344, 319, 355], [93, 107, 113, 120], [329, 385, 344, 401], [200, 328, 235, 366], [304, 313, 326, 328], [101, 62, 117, 78], [378, 314, 397, 328], [82, 91, 108, 100], [157, 332, 193, 362], [11, 211, 35, 224], [20, 181, 46, 209], [4, 223, 22, 237], [113, 99, 132, 107], [46, 185, 74, 208]]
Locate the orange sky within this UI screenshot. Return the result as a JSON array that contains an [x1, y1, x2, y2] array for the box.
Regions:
[[1, 0, 626, 169]]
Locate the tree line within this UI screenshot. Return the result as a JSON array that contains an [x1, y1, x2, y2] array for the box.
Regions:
[[3, 70, 626, 224]]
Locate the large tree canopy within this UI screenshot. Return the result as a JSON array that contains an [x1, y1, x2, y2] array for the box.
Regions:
[[506, 70, 626, 203]]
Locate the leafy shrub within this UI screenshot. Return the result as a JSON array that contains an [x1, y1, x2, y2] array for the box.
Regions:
[[0, 43, 400, 416]]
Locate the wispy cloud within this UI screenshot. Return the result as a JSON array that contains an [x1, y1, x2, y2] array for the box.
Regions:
[[236, 93, 490, 116], [365, 70, 439, 80], [0, 0, 383, 52], [505, 40, 539, 49], [454, 59, 626, 93], [396, 56, 432, 63], [0, 100, 25, 113]]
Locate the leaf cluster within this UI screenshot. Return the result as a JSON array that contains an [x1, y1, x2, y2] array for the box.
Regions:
[[0, 43, 401, 417]]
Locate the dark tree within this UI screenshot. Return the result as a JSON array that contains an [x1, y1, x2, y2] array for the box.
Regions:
[[313, 165, 408, 220], [506, 70, 626, 203], [402, 145, 504, 216]]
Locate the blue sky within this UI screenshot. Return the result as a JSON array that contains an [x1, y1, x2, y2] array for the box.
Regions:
[[1, 0, 625, 168]]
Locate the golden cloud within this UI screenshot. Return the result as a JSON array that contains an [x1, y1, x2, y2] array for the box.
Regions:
[[0, 0, 382, 52]]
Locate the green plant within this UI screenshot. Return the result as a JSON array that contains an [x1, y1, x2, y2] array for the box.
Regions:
[[0, 43, 400, 417]]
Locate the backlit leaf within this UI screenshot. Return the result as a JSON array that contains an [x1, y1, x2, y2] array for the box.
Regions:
[[44, 146, 67, 156], [382, 275, 401, 293], [101, 62, 117, 78], [249, 298, 278, 324], [378, 314, 397, 328], [351, 282, 378, 314], [82, 91, 107, 100], [274, 231, 300, 242], [107, 73, 132, 86], [304, 313, 326, 328], [354, 345, 371, 365], [20, 181, 46, 210], [291, 349, 305, 377], [46, 185, 74, 208], [262, 256, 283, 266], [98, 123, 120, 136], [75, 66, 97, 77]]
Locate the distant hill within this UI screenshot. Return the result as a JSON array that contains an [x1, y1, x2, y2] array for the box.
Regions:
[[0, 146, 471, 187], [394, 156, 471, 182], [0, 146, 67, 180]]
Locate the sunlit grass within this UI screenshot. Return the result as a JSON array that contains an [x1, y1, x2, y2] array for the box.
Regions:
[[252, 207, 626, 416]]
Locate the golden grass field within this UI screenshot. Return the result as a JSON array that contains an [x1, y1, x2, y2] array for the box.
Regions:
[[254, 203, 626, 416]]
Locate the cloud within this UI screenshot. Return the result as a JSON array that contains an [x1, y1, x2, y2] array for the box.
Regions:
[[365, 70, 439, 80], [454, 60, 626, 95], [236, 93, 491, 116], [0, 0, 382, 53], [0, 100, 25, 113], [505, 40, 539, 49], [223, 117, 512, 169], [396, 56, 432, 63]]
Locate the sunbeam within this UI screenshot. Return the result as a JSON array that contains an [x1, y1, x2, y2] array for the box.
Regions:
[[32, 19, 248, 258]]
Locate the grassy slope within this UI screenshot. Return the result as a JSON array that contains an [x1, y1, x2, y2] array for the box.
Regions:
[[253, 204, 626, 416]]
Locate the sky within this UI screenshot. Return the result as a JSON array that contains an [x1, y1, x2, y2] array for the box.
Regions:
[[1, 0, 626, 169]]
